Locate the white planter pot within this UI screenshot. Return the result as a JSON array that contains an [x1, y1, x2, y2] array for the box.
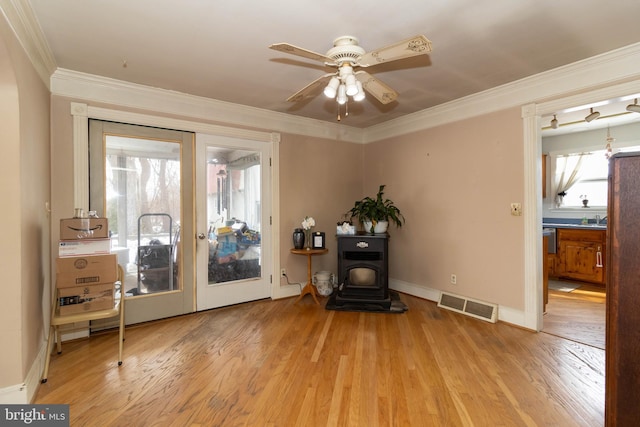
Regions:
[[363, 220, 389, 234], [374, 220, 389, 234]]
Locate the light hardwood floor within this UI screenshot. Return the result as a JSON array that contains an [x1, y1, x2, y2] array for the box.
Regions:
[[35, 293, 604, 426], [543, 282, 606, 349]]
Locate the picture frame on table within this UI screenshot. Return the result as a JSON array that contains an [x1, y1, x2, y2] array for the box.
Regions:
[[312, 231, 325, 249]]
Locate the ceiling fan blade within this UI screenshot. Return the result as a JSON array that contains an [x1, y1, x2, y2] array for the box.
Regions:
[[358, 35, 432, 67], [269, 42, 334, 64], [355, 71, 398, 104], [286, 73, 335, 102]]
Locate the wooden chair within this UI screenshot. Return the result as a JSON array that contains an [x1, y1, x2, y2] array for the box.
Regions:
[[41, 265, 125, 383]]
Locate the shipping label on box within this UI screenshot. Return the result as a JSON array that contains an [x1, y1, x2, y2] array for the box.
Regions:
[[56, 254, 118, 288], [60, 218, 109, 240], [58, 283, 115, 315], [59, 239, 111, 257]]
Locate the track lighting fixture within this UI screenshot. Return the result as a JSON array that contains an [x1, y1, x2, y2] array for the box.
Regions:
[[626, 98, 640, 113], [550, 115, 558, 129], [585, 108, 600, 122]]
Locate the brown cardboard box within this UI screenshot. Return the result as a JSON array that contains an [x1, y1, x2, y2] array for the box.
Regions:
[[56, 254, 118, 288], [58, 283, 115, 315], [60, 218, 109, 240]]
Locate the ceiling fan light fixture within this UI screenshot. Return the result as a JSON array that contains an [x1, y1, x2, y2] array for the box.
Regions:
[[585, 107, 600, 122], [323, 76, 340, 98], [337, 84, 347, 105], [339, 64, 354, 77], [551, 114, 559, 129], [345, 74, 358, 96], [353, 81, 365, 102], [270, 34, 432, 121], [626, 98, 640, 113]]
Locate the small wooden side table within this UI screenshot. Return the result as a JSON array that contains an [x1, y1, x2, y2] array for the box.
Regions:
[[290, 247, 329, 304]]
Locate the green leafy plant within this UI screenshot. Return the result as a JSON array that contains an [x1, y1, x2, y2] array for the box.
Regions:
[[345, 185, 405, 233]]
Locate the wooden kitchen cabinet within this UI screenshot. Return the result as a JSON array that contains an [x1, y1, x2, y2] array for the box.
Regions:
[[556, 228, 606, 285], [546, 253, 557, 277]]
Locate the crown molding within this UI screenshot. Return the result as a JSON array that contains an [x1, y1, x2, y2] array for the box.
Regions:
[[5, 0, 640, 145], [363, 42, 640, 143], [51, 69, 365, 144], [533, 79, 640, 118], [0, 0, 56, 88]]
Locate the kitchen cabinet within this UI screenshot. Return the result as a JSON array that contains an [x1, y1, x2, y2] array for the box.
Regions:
[[606, 152, 640, 426], [546, 253, 557, 277], [556, 228, 606, 285]]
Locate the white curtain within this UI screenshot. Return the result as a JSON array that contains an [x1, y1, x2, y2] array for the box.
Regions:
[[554, 153, 585, 207]]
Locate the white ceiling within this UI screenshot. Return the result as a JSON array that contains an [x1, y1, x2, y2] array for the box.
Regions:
[[27, 0, 640, 129]]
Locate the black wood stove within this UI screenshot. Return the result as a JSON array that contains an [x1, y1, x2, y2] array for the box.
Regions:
[[334, 233, 392, 310]]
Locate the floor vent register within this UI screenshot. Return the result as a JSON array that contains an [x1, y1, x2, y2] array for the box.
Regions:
[[438, 292, 498, 323]]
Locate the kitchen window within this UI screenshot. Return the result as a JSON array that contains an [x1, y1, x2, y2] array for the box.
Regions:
[[555, 150, 608, 207], [554, 145, 640, 208]]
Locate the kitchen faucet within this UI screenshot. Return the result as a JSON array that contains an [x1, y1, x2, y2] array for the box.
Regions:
[[596, 215, 607, 225]]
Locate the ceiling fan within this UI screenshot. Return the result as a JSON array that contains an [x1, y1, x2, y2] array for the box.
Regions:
[[269, 35, 432, 110]]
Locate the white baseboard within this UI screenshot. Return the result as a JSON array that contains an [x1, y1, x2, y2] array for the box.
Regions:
[[10, 326, 91, 405], [272, 283, 303, 300], [496, 305, 527, 328], [0, 336, 50, 404], [0, 383, 27, 404], [389, 278, 441, 302], [389, 278, 527, 329]]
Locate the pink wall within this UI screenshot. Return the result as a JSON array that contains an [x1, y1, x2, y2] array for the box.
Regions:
[[364, 108, 526, 309], [278, 133, 364, 283], [0, 16, 51, 389]]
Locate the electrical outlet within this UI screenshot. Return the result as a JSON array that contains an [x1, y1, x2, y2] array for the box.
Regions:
[[450, 274, 457, 285], [510, 202, 522, 216], [281, 268, 286, 277]]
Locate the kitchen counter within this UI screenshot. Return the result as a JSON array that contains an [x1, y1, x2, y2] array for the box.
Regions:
[[543, 222, 607, 230]]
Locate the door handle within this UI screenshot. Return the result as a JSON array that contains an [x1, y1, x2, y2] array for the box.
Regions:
[[197, 233, 206, 240], [596, 246, 603, 268]]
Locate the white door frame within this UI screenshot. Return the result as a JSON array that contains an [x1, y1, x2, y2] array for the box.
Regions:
[[521, 79, 640, 331]]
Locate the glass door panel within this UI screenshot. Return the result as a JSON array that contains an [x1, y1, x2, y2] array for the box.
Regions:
[[90, 120, 194, 325], [196, 134, 271, 310], [105, 138, 180, 296]]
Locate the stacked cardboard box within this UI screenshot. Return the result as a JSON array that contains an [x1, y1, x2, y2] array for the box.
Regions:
[[60, 217, 109, 240], [57, 217, 117, 315]]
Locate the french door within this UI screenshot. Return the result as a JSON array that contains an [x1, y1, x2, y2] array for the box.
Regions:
[[195, 133, 272, 310], [89, 120, 195, 324]]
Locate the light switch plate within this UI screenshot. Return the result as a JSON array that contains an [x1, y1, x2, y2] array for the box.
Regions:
[[510, 203, 522, 216]]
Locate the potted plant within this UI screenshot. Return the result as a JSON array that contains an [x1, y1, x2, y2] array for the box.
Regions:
[[345, 185, 405, 234]]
